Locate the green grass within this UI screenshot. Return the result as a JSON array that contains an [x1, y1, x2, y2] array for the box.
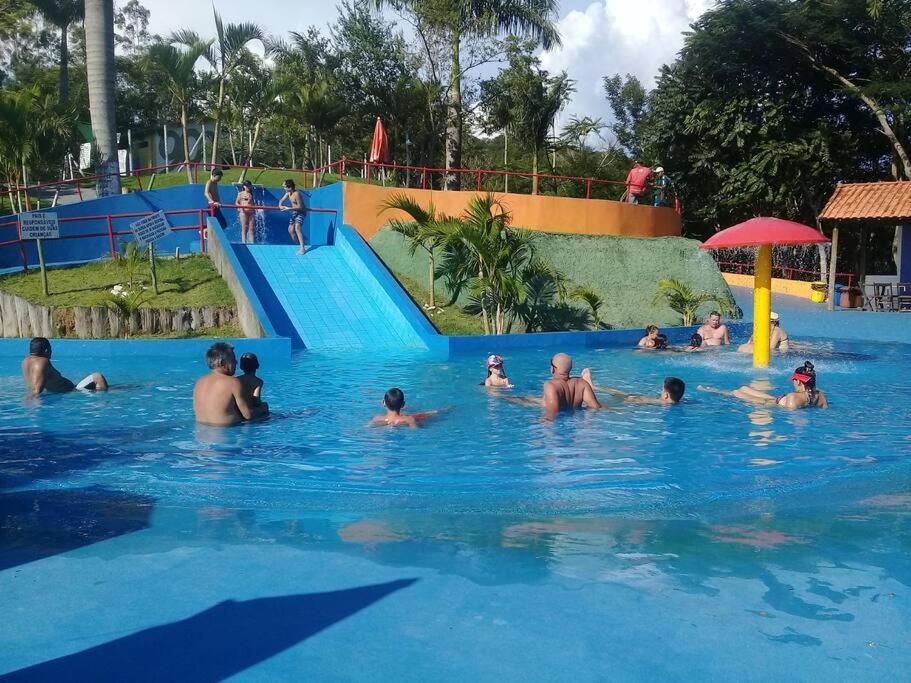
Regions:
[[0, 254, 235, 309], [391, 270, 485, 336]]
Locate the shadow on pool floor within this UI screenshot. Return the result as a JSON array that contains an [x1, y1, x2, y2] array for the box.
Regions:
[[2, 578, 417, 682]]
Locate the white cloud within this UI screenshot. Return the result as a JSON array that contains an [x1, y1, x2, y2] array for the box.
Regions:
[[540, 0, 715, 127]]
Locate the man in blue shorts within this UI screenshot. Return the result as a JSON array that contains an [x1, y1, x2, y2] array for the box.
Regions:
[[278, 179, 306, 255]]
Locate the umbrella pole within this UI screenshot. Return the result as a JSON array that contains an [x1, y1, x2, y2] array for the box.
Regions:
[[753, 244, 772, 368]]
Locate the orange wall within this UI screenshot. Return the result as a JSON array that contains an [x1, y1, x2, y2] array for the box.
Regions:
[[342, 182, 682, 240], [722, 272, 814, 299]]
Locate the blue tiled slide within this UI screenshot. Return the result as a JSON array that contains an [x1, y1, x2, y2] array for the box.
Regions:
[[232, 242, 430, 350]]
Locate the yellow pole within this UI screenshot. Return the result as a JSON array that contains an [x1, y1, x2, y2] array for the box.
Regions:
[[753, 244, 772, 368]]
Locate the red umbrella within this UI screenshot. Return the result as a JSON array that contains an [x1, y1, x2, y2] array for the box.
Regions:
[[369, 117, 389, 164], [700, 217, 829, 249]]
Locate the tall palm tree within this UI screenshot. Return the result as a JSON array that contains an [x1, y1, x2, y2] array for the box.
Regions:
[[84, 0, 121, 196], [375, 1, 560, 189], [382, 194, 449, 309], [29, 0, 84, 103], [147, 40, 212, 183], [172, 10, 265, 166]]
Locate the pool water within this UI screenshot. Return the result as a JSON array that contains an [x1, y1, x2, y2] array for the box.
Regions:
[[2, 341, 910, 680]]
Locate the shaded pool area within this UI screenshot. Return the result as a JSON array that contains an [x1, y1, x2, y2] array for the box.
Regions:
[[1, 339, 910, 680]]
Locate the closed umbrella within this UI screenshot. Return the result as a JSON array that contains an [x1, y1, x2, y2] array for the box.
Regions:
[[369, 117, 389, 164]]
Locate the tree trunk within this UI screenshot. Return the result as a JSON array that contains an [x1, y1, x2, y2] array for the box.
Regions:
[[210, 77, 226, 165], [479, 265, 490, 335], [59, 21, 70, 103], [503, 131, 509, 193], [181, 105, 193, 184], [84, 0, 121, 196], [532, 146, 539, 195], [228, 128, 237, 166], [445, 28, 462, 190], [427, 248, 436, 309]]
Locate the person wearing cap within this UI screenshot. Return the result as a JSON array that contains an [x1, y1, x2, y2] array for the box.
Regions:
[[697, 361, 827, 410], [483, 355, 513, 389], [652, 166, 673, 207], [737, 311, 790, 354]]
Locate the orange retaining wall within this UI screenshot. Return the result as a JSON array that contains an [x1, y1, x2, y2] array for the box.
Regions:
[[722, 272, 814, 299], [342, 182, 682, 240]]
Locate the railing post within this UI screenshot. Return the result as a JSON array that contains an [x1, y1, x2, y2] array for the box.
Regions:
[[16, 219, 27, 270], [421, 169, 427, 190], [106, 216, 116, 257], [476, 171, 482, 191], [200, 209, 206, 252], [340, 157, 346, 178], [76, 179, 83, 201], [585, 179, 591, 200]]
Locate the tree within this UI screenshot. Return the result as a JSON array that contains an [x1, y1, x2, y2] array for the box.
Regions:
[[653, 279, 735, 326], [603, 74, 648, 159], [28, 0, 84, 103], [376, 0, 561, 189], [147, 40, 211, 182], [172, 10, 265, 166], [382, 194, 449, 308], [84, 0, 120, 196], [480, 38, 573, 193]]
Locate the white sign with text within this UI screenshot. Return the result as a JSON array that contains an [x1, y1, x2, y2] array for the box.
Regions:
[[20, 212, 60, 240], [130, 211, 172, 246]]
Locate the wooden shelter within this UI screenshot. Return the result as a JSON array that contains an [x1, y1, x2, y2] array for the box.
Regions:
[[819, 181, 911, 311]]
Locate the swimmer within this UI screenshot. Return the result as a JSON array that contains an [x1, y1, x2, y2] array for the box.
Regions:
[[596, 377, 686, 405], [369, 387, 439, 428], [509, 353, 601, 418], [684, 333, 704, 352], [738, 311, 790, 353], [278, 178, 306, 255], [483, 354, 513, 388], [22, 337, 109, 398], [193, 342, 269, 426], [237, 180, 256, 244], [698, 361, 827, 410], [238, 352, 264, 406], [697, 310, 730, 346], [638, 325, 660, 348]]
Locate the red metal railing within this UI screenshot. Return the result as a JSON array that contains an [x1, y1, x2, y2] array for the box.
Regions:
[[5, 159, 682, 213], [716, 260, 855, 288], [0, 204, 338, 271]]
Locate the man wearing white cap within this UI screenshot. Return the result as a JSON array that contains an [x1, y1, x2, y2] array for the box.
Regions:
[[653, 166, 672, 207], [737, 311, 790, 354]]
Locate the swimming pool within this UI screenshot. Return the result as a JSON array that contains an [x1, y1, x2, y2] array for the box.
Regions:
[[1, 340, 909, 680]]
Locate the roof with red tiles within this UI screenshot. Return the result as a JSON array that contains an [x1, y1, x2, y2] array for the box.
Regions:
[[820, 181, 911, 222]]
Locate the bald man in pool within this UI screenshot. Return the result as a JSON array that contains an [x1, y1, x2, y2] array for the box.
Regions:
[[508, 352, 602, 418]]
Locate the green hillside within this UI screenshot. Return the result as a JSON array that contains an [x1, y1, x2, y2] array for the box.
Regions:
[[370, 228, 738, 331]]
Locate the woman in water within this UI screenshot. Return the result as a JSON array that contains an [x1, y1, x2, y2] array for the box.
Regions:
[[684, 333, 704, 353], [237, 180, 256, 244], [483, 355, 513, 388], [638, 325, 660, 348], [698, 361, 828, 409]]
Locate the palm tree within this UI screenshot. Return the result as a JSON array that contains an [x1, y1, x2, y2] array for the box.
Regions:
[[382, 194, 449, 309], [147, 40, 212, 183], [84, 0, 120, 196], [172, 10, 265, 167], [653, 279, 736, 326], [375, 1, 560, 189], [571, 285, 607, 329], [29, 0, 84, 103]]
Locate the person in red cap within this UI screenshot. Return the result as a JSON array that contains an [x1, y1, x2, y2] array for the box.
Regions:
[[625, 161, 653, 204], [483, 355, 513, 388], [697, 361, 828, 409]]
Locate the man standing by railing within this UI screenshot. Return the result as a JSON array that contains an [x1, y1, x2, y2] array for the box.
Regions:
[[625, 161, 652, 204], [205, 168, 226, 228]]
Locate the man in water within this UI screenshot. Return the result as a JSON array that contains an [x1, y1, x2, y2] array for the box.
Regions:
[[193, 342, 269, 426], [738, 311, 790, 353], [204, 167, 226, 228], [595, 377, 686, 405], [278, 179, 306, 255], [533, 353, 602, 418], [697, 310, 730, 346], [369, 387, 439, 428], [22, 337, 108, 398]]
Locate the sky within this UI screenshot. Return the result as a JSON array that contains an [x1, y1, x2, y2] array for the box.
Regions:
[[139, 0, 715, 124]]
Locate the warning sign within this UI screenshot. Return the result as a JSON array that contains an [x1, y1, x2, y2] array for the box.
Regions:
[[130, 211, 172, 246], [19, 212, 60, 240]]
